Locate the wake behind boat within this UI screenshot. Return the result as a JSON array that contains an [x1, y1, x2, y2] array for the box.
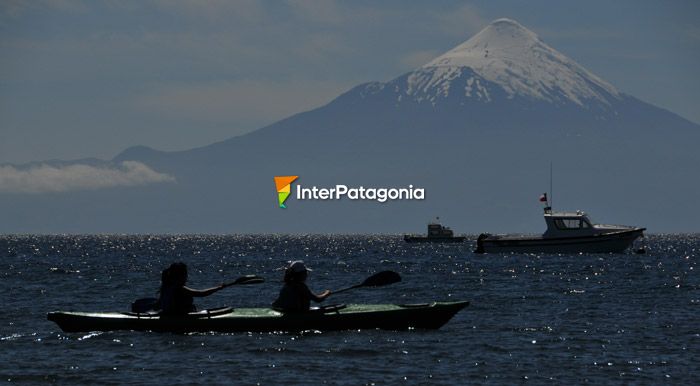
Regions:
[[475, 193, 645, 254], [47, 301, 469, 333]]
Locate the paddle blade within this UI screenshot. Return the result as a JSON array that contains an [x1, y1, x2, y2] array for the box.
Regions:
[[361, 270, 401, 287], [231, 275, 265, 285]]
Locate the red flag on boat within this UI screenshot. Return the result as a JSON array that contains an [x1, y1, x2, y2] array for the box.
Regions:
[[539, 193, 547, 202]]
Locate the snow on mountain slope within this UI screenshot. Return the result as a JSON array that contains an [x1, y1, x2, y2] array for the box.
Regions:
[[393, 19, 622, 108]]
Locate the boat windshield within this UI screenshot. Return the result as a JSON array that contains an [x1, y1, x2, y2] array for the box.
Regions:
[[554, 218, 584, 230]]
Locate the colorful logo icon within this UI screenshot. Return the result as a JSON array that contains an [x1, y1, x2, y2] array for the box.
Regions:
[[274, 176, 298, 208]]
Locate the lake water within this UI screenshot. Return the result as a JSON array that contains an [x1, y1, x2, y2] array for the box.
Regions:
[[1, 235, 698, 384]]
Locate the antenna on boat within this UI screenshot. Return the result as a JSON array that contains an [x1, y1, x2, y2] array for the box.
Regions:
[[550, 161, 553, 210]]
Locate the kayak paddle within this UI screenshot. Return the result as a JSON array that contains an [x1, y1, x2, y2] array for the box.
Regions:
[[222, 274, 265, 287], [131, 275, 265, 312], [330, 270, 401, 295]]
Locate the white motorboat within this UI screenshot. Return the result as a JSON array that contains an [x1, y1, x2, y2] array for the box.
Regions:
[[475, 200, 645, 254]]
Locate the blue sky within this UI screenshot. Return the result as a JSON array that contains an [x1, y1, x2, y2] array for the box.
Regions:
[[1, 0, 698, 163]]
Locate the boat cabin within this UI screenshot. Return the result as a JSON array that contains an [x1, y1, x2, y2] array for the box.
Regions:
[[542, 209, 596, 238], [427, 221, 455, 238]]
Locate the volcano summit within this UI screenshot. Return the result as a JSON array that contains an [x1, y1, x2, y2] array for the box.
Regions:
[[414, 18, 620, 106]]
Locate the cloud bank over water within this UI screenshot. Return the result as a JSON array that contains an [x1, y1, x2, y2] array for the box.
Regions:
[[0, 161, 174, 193]]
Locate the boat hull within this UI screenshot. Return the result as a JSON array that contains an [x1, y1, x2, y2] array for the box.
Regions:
[[47, 301, 469, 333], [476, 228, 645, 254]]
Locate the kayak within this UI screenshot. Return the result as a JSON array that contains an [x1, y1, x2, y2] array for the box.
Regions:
[[47, 301, 468, 333], [48, 302, 468, 333]]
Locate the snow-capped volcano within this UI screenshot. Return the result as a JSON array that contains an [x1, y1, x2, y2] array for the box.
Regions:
[[370, 18, 622, 109], [4, 18, 700, 233]]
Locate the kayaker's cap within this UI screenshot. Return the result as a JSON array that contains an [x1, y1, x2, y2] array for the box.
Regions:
[[287, 260, 311, 273]]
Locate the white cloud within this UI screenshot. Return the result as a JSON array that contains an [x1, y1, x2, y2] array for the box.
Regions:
[[286, 0, 344, 24], [134, 79, 354, 127], [0, 0, 88, 19], [431, 4, 487, 38], [150, 0, 265, 24], [0, 161, 175, 193], [399, 49, 441, 70], [687, 25, 700, 41]]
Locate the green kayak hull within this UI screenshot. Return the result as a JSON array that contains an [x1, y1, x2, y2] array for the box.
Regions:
[[47, 301, 469, 333]]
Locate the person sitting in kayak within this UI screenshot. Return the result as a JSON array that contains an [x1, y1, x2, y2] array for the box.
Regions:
[[158, 262, 228, 315], [272, 260, 330, 312]]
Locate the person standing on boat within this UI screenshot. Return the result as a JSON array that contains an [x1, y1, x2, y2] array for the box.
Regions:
[[272, 261, 330, 312], [158, 262, 228, 315]]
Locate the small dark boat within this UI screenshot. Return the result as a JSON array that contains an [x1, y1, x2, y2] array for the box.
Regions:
[[47, 301, 469, 333], [404, 218, 466, 243], [475, 205, 645, 254]]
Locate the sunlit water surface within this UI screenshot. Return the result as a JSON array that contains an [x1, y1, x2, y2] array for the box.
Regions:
[[1, 235, 698, 384]]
